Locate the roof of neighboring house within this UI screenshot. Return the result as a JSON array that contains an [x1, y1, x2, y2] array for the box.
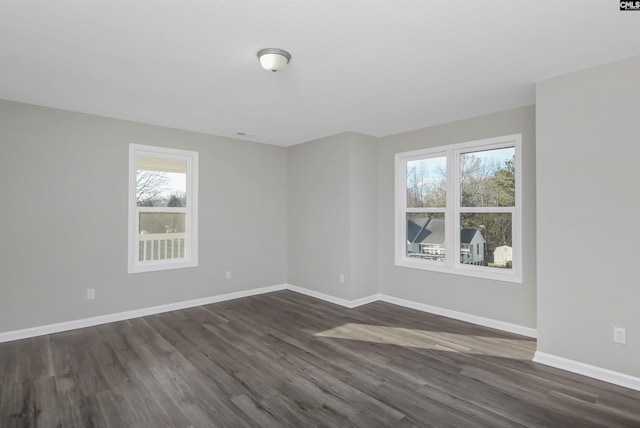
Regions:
[[407, 217, 445, 245], [408, 218, 484, 245], [460, 228, 479, 244]]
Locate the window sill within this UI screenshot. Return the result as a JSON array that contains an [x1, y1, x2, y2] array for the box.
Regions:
[[128, 259, 198, 274], [395, 258, 522, 284]]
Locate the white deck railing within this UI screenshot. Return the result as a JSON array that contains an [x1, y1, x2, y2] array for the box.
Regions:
[[138, 233, 185, 261]]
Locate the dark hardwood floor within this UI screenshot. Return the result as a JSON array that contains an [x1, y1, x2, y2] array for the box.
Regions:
[[1, 290, 639, 427]]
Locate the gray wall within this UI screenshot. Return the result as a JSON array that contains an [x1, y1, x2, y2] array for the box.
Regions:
[[0, 124, 3, 329], [536, 55, 640, 376], [0, 100, 288, 332], [287, 132, 378, 301], [348, 133, 379, 300], [377, 106, 537, 328], [287, 134, 351, 299]]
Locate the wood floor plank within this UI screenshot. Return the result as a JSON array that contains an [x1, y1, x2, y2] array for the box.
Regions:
[[1, 290, 639, 427]]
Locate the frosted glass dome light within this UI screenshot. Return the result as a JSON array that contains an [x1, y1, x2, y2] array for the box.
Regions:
[[257, 48, 291, 72]]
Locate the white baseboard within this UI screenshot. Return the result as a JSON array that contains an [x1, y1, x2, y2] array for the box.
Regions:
[[378, 294, 537, 338], [0, 284, 287, 343], [284, 285, 536, 338], [533, 352, 640, 392], [286, 284, 379, 308], [0, 283, 377, 343], [350, 293, 382, 307], [0, 284, 536, 345]]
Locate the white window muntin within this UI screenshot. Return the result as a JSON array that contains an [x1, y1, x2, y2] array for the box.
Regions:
[[128, 144, 199, 274], [395, 134, 522, 283]]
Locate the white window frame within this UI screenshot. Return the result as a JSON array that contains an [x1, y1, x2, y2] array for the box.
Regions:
[[128, 144, 199, 274], [395, 134, 522, 283]]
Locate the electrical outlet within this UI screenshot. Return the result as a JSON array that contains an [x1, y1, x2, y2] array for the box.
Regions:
[[339, 273, 345, 284], [226, 271, 232, 280], [87, 288, 95, 300], [613, 327, 626, 345]]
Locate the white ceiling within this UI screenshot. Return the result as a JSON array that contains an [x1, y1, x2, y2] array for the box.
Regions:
[[1, 1, 639, 147]]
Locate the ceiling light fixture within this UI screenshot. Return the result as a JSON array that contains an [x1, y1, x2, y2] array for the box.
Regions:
[[257, 48, 291, 72]]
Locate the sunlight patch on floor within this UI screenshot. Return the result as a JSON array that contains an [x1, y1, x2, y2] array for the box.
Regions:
[[315, 323, 535, 360]]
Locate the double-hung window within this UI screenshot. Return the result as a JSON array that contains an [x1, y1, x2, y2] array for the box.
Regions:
[[128, 144, 198, 273], [395, 134, 521, 283]]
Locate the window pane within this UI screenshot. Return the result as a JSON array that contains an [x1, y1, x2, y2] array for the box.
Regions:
[[136, 155, 187, 207], [406, 157, 446, 208], [138, 212, 186, 262], [406, 213, 445, 261], [460, 147, 515, 207], [460, 213, 512, 269]]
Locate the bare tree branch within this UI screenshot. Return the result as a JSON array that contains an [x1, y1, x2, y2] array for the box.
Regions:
[[136, 170, 170, 206]]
